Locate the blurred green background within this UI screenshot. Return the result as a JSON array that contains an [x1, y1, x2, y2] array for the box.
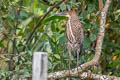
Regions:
[[0, 0, 120, 79]]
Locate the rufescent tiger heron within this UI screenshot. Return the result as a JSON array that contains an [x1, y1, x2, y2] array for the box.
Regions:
[[56, 11, 84, 67]]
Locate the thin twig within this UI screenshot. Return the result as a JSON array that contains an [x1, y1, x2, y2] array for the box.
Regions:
[[22, 0, 66, 51]]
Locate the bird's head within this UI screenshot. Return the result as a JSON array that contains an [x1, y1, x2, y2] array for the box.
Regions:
[[55, 11, 77, 20], [55, 12, 70, 18]]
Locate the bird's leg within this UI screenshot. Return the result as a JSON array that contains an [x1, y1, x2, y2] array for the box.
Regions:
[[69, 51, 71, 70], [76, 50, 83, 78], [68, 50, 72, 79], [77, 51, 79, 66], [76, 51, 80, 77]]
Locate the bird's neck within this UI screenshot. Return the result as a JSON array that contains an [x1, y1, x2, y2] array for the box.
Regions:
[[69, 15, 79, 21]]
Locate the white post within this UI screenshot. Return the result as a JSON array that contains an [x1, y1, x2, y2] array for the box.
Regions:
[[32, 52, 48, 80]]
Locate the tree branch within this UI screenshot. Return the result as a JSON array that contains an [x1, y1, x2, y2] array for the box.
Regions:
[[99, 0, 103, 11], [80, 72, 120, 80], [22, 0, 66, 51], [48, 71, 120, 80], [48, 0, 111, 79]]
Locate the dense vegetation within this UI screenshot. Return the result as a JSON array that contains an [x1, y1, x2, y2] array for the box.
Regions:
[[0, 0, 120, 79]]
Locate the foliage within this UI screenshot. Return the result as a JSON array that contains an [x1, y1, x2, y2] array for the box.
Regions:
[[0, 0, 120, 79]]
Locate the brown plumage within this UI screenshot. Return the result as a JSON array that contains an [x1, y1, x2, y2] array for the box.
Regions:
[[66, 11, 84, 58], [55, 10, 84, 66]]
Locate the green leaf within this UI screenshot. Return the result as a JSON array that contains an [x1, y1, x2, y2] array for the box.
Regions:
[[57, 33, 65, 44], [47, 35, 56, 53], [88, 4, 95, 13], [54, 54, 60, 59], [18, 16, 33, 29], [8, 41, 13, 54], [0, 24, 3, 30], [23, 0, 31, 6], [0, 41, 4, 47], [42, 16, 67, 24], [15, 66, 20, 71], [13, 56, 18, 62], [80, 11, 88, 20], [20, 11, 28, 18], [32, 0, 37, 8], [108, 60, 120, 67], [90, 33, 96, 41], [115, 9, 120, 14], [115, 50, 120, 55], [84, 36, 92, 49], [60, 4, 65, 11], [33, 8, 44, 16], [34, 41, 45, 51]]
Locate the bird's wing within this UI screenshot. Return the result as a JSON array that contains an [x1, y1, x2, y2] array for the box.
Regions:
[[71, 20, 84, 44], [66, 20, 76, 43]]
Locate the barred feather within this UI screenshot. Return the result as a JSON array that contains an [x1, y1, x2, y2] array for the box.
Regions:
[[66, 11, 84, 57]]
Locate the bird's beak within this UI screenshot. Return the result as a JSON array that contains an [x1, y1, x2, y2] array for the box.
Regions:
[[55, 12, 67, 17]]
